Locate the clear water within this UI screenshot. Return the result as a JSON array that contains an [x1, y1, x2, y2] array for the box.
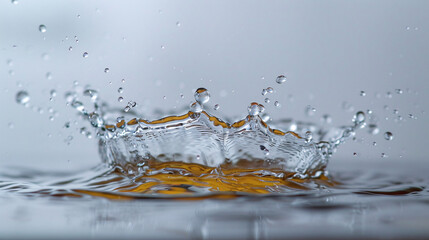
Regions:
[[2, 85, 429, 238]]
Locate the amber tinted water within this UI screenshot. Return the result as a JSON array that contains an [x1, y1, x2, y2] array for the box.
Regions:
[[1, 160, 428, 239]]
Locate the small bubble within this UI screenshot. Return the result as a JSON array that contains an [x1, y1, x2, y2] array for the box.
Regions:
[[82, 52, 88, 58], [395, 89, 403, 94], [11, 0, 18, 4], [381, 153, 388, 158], [118, 87, 123, 93], [373, 142, 377, 146], [360, 91, 366, 97], [214, 104, 220, 110], [104, 68, 110, 73], [39, 25, 47, 33], [274, 101, 281, 108], [121, 79, 125, 83], [176, 21, 181, 27], [124, 106, 131, 112], [64, 122, 70, 128], [16, 91, 30, 105], [180, 93, 184, 99], [264, 98, 270, 103], [68, 46, 73, 51], [163, 96, 167, 100], [266, 87, 274, 93], [46, 72, 52, 80], [368, 124, 379, 135], [276, 75, 287, 84], [194, 88, 210, 104], [408, 114, 416, 119], [261, 89, 268, 96], [384, 132, 393, 141]]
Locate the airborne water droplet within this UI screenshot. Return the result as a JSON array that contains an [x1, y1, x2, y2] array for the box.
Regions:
[[360, 91, 366, 97], [266, 87, 274, 93], [16, 91, 30, 105], [118, 87, 123, 93], [264, 98, 270, 103], [39, 25, 47, 33], [11, 0, 18, 4], [83, 52, 88, 58], [276, 75, 287, 84], [194, 88, 210, 105], [274, 101, 281, 108], [384, 132, 393, 141], [214, 104, 220, 110], [104, 68, 110, 73]]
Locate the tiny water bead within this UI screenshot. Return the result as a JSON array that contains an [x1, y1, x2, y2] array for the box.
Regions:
[[68, 46, 73, 51], [194, 88, 210, 105], [213, 104, 220, 110], [104, 68, 110, 73], [83, 89, 99, 101], [264, 98, 270, 103], [266, 87, 274, 93], [360, 91, 366, 97], [11, 0, 18, 4], [353, 111, 366, 127], [118, 87, 123, 93], [261, 89, 268, 96], [395, 89, 403, 94], [83, 52, 89, 58], [305, 105, 316, 116], [276, 75, 287, 84], [274, 101, 281, 108], [39, 25, 47, 33], [16, 91, 30, 105], [384, 132, 393, 141], [247, 102, 264, 116], [305, 131, 313, 143]]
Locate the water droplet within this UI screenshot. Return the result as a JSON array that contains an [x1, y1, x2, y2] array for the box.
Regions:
[[322, 114, 332, 124], [247, 102, 263, 116], [360, 91, 366, 97], [71, 101, 85, 113], [163, 96, 167, 100], [45, 72, 52, 80], [104, 68, 110, 73], [68, 46, 73, 51], [64, 122, 70, 128], [194, 88, 210, 104], [89, 113, 103, 127], [118, 87, 123, 93], [121, 79, 125, 83], [384, 132, 393, 141], [261, 89, 268, 96], [190, 102, 202, 113], [214, 104, 220, 110], [8, 122, 14, 129], [83, 89, 98, 101], [11, 0, 18, 4], [305, 131, 313, 143], [395, 89, 403, 94], [393, 109, 399, 115], [49, 116, 54, 121], [274, 101, 281, 108], [353, 111, 366, 127], [386, 91, 392, 98], [83, 52, 88, 58], [176, 21, 181, 27], [124, 106, 131, 112], [129, 101, 136, 108], [266, 87, 274, 93], [264, 98, 270, 103], [39, 25, 47, 33], [276, 75, 287, 84], [305, 105, 316, 116], [381, 153, 388, 158], [50, 89, 57, 98], [373, 142, 377, 146], [368, 124, 379, 135], [16, 91, 30, 105], [9, 70, 15, 76], [408, 114, 416, 119]]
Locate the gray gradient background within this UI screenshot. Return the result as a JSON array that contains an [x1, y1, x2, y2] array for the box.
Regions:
[[1, 0, 428, 172]]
